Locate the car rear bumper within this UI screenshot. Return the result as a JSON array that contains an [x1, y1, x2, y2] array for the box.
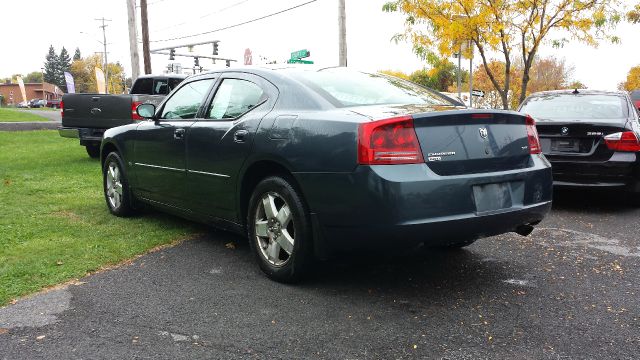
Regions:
[[547, 152, 640, 190], [295, 154, 553, 254]]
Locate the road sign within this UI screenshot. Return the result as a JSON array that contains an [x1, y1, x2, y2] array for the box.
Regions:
[[287, 59, 314, 64], [244, 48, 252, 65], [290, 49, 310, 59]]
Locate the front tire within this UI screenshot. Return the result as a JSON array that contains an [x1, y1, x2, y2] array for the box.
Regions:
[[247, 176, 313, 283], [103, 152, 134, 217]]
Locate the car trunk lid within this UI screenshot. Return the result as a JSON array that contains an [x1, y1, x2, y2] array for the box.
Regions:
[[351, 105, 534, 176]]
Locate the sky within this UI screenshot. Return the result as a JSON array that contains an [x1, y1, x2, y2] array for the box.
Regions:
[[0, 0, 639, 90]]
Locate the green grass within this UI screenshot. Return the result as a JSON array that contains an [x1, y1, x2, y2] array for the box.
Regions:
[[0, 131, 201, 305], [0, 108, 48, 122]]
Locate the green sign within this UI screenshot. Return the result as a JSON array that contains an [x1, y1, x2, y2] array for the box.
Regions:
[[290, 49, 310, 59], [287, 59, 314, 64]]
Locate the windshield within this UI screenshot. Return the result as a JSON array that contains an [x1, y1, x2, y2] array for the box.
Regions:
[[290, 68, 454, 107], [520, 94, 628, 120]]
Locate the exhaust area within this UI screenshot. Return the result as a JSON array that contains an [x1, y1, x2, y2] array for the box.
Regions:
[[515, 224, 535, 237]]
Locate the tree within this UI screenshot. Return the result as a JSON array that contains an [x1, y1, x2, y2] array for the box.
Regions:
[[628, 3, 640, 23], [69, 54, 126, 93], [58, 47, 72, 91], [384, 0, 621, 109], [23, 71, 43, 83], [73, 47, 82, 61], [43, 45, 59, 85], [379, 70, 410, 80], [619, 66, 640, 91]]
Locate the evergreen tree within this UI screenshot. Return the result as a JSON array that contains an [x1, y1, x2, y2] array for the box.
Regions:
[[43, 45, 59, 86], [58, 47, 72, 91], [73, 47, 82, 61]]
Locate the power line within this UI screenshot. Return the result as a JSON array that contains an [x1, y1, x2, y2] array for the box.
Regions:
[[150, 0, 318, 43], [154, 0, 251, 33]]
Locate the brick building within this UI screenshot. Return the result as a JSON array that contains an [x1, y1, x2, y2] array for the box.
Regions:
[[0, 82, 63, 105]]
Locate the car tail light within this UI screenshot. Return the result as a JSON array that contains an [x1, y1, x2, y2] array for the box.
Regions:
[[604, 131, 640, 152], [60, 100, 64, 118], [131, 101, 143, 121], [525, 115, 541, 154], [358, 115, 424, 165]]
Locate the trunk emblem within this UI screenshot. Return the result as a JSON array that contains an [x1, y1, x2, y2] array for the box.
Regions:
[[561, 127, 569, 136], [479, 128, 488, 139]]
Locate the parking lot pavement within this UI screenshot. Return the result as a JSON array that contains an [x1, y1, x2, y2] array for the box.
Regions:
[[25, 109, 61, 122], [0, 190, 638, 359]]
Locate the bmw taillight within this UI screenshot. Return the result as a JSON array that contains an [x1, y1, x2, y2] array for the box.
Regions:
[[131, 101, 143, 121], [604, 131, 640, 152], [60, 100, 64, 118], [358, 115, 424, 165], [525, 115, 541, 154]]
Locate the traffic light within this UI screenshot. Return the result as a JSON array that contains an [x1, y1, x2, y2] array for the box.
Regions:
[[225, 60, 231, 68], [169, 48, 175, 60], [194, 57, 199, 67], [213, 42, 219, 55]]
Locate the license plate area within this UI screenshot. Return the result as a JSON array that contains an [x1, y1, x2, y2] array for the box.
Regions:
[[551, 138, 579, 152], [472, 181, 524, 214]]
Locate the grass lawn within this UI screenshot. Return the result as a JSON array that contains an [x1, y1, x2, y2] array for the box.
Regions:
[[0, 131, 202, 305], [0, 108, 48, 122]]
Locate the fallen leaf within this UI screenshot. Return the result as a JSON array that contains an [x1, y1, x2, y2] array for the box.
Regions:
[[225, 242, 236, 250], [412, 344, 417, 349], [0, 328, 8, 335], [56, 261, 64, 266], [36, 335, 45, 340]]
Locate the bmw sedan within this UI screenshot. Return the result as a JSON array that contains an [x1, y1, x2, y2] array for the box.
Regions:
[[101, 67, 552, 282], [519, 90, 640, 198]]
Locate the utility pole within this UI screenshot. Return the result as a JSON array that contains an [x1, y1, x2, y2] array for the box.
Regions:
[[96, 17, 111, 94], [126, 0, 140, 79], [468, 41, 473, 108], [140, 0, 152, 74], [338, 0, 347, 67]]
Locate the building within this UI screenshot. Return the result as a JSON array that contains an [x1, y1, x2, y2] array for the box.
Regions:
[[0, 81, 63, 105]]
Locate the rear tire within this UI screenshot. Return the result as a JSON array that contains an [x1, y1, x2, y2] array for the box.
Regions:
[[103, 152, 135, 217], [85, 144, 100, 158], [247, 176, 313, 283]]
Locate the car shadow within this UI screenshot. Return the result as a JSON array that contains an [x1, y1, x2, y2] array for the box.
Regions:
[[552, 187, 638, 213]]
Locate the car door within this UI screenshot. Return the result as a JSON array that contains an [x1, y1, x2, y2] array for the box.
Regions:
[[133, 77, 216, 208], [185, 73, 278, 220]]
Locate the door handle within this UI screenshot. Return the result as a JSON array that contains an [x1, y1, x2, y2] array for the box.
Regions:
[[174, 128, 186, 140], [90, 108, 101, 115], [234, 130, 248, 143]]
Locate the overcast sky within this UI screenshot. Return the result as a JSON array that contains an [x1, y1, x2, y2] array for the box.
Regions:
[[1, 0, 639, 89]]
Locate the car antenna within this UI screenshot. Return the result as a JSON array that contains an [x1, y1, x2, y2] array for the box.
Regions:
[[572, 88, 579, 94]]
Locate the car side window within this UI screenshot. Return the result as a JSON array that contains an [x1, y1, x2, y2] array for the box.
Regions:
[[207, 79, 266, 120], [160, 79, 215, 120]]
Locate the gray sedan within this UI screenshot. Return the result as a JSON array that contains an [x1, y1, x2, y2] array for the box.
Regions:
[[100, 67, 553, 282]]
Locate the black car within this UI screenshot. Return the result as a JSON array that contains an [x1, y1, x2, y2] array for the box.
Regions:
[[519, 89, 640, 196], [101, 67, 552, 282]]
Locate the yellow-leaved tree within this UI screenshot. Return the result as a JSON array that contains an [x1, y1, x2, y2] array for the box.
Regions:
[[383, 0, 623, 109], [619, 66, 640, 91], [70, 54, 126, 94]]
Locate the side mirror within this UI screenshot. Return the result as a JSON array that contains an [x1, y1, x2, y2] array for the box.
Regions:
[[137, 103, 156, 119]]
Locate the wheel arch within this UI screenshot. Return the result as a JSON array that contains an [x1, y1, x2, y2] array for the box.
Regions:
[[238, 158, 307, 229]]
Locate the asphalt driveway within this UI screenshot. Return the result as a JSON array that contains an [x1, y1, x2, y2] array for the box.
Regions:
[[0, 190, 638, 359]]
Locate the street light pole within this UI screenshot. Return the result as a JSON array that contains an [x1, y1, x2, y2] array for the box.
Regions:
[[95, 18, 111, 94], [40, 67, 45, 102]]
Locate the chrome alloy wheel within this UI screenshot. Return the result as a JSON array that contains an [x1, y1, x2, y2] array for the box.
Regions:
[[105, 161, 123, 210], [254, 192, 295, 266]]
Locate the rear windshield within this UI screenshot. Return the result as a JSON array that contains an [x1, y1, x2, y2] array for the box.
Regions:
[[290, 69, 454, 107], [520, 94, 629, 120], [630, 90, 640, 101]]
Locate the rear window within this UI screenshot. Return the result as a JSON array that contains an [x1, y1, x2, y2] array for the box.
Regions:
[[520, 94, 629, 120], [630, 90, 640, 101], [290, 69, 453, 107]]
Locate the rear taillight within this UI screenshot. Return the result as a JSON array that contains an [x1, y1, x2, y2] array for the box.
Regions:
[[604, 131, 640, 152], [131, 101, 143, 121], [525, 115, 541, 154], [60, 100, 64, 118], [358, 115, 424, 165]]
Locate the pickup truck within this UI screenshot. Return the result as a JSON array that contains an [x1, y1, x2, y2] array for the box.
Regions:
[[58, 74, 187, 157]]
